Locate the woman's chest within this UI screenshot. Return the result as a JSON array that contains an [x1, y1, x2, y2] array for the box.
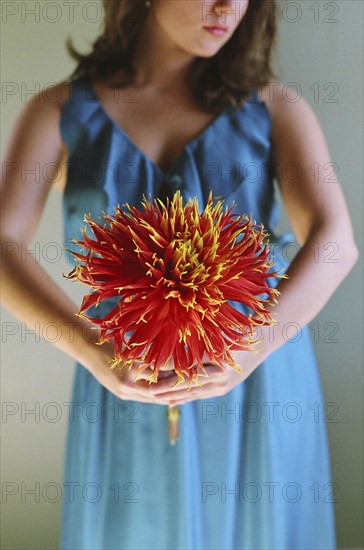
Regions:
[[93, 85, 221, 174]]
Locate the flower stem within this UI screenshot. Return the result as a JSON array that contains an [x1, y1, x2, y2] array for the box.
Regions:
[[167, 405, 181, 445]]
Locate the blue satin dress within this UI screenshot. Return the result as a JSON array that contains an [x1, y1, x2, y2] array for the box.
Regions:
[[59, 75, 337, 549]]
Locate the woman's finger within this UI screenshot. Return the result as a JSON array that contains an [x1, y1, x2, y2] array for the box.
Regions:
[[149, 366, 226, 395], [153, 381, 220, 402], [120, 385, 170, 405], [120, 376, 171, 404]]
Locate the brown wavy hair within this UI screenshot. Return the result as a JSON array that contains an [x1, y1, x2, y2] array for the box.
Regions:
[[65, 0, 279, 113]]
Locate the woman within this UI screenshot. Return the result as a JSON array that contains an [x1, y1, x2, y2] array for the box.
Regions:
[[1, 0, 358, 548]]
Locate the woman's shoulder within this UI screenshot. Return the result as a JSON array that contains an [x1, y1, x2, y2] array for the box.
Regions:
[[19, 78, 87, 134], [14, 79, 74, 143], [37, 79, 74, 111], [7, 78, 75, 147], [258, 80, 318, 126], [15, 79, 76, 192], [2, 79, 76, 196]]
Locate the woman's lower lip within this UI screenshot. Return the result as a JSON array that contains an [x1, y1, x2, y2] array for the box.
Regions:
[[203, 27, 228, 37]]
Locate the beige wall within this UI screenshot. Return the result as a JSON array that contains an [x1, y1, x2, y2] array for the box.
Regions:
[[1, 1, 363, 548]]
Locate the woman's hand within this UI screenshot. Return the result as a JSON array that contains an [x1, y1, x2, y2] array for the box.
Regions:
[[84, 334, 265, 406], [149, 350, 263, 406], [85, 340, 175, 405]]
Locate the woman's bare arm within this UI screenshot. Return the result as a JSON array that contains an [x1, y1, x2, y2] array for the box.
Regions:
[[253, 84, 360, 353], [1, 85, 98, 360], [0, 85, 163, 404]]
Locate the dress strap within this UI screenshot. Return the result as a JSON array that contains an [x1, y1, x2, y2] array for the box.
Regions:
[[60, 75, 99, 153], [247, 87, 263, 105], [244, 86, 273, 138]]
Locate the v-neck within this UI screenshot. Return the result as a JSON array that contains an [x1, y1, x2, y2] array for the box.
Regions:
[[82, 75, 233, 178]]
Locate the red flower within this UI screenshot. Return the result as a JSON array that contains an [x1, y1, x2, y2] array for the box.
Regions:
[[66, 191, 283, 387]]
